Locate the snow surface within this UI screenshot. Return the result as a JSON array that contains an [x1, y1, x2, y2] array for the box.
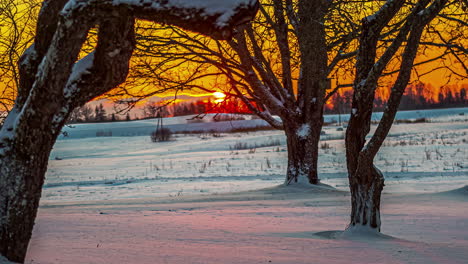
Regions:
[[19, 108, 468, 263], [26, 185, 468, 264]]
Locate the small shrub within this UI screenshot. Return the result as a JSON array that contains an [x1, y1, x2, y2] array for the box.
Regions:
[[230, 139, 282, 150], [199, 163, 207, 173], [209, 129, 222, 138], [425, 149, 431, 160], [320, 142, 331, 150], [151, 127, 173, 142], [230, 142, 245, 150], [396, 117, 428, 124]]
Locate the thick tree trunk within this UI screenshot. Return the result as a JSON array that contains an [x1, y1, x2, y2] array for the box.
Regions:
[[0, 117, 58, 262], [348, 162, 384, 231], [284, 120, 322, 185], [284, 0, 327, 186], [344, 0, 447, 233], [345, 95, 384, 231]]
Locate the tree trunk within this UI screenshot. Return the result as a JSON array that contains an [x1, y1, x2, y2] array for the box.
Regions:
[[348, 162, 384, 231], [0, 121, 57, 262], [344, 0, 448, 233], [345, 95, 385, 232], [284, 120, 322, 185]]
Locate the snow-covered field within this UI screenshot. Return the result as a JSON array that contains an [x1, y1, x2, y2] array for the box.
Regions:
[[44, 108, 468, 202], [19, 108, 468, 263]]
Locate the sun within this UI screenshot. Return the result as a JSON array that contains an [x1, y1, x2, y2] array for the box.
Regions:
[[213, 92, 226, 103]]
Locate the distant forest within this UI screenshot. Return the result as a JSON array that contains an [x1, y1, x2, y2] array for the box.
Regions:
[[68, 83, 467, 123], [325, 82, 467, 114]]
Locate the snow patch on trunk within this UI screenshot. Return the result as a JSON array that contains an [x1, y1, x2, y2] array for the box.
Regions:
[[297, 124, 310, 139], [107, 48, 120, 58], [0, 108, 22, 156]]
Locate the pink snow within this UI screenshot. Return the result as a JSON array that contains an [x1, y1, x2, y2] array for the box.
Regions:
[[25, 185, 468, 264]]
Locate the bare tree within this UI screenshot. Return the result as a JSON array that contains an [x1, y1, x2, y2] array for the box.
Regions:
[[345, 0, 466, 232], [143, 101, 159, 118], [0, 0, 258, 262], [0, 0, 40, 122], [119, 0, 364, 184], [143, 100, 169, 118]]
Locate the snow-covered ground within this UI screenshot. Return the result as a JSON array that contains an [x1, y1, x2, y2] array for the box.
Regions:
[[18, 108, 468, 263], [26, 185, 468, 264], [44, 108, 468, 202]]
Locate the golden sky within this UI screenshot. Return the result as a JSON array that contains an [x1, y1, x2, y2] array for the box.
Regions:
[[0, 1, 466, 108]]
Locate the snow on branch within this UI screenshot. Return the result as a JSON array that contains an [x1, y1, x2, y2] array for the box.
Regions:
[[61, 0, 259, 39], [64, 51, 95, 98], [364, 0, 399, 23]]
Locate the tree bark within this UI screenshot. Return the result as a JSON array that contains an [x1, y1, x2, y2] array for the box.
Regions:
[[0, 116, 59, 262], [284, 119, 322, 185], [345, 90, 381, 232], [348, 160, 384, 231]]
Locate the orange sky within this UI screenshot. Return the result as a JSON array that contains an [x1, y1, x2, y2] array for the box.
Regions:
[[1, 1, 466, 109]]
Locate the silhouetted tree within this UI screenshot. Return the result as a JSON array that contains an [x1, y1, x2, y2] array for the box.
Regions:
[[94, 103, 107, 122], [345, 0, 463, 232], [0, 0, 258, 262], [0, 0, 40, 122], [130, 0, 372, 184]]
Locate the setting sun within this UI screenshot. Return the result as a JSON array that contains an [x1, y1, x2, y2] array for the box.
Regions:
[[213, 92, 226, 103]]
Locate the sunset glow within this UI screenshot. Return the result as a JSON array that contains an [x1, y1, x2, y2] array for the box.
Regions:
[[213, 92, 227, 103]]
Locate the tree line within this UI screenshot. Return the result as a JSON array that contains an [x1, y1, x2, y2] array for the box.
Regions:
[[326, 83, 467, 114], [67, 103, 132, 123]]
